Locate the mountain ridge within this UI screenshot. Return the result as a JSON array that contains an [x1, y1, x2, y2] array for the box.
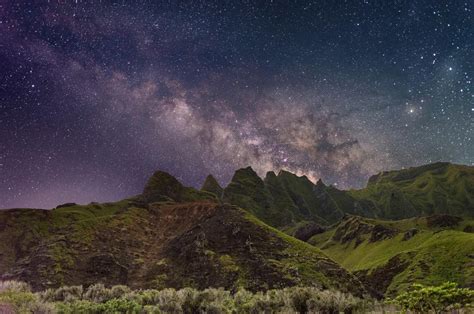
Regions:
[[216, 162, 474, 228]]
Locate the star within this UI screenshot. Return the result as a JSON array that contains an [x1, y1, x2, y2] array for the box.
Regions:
[[0, 1, 471, 208]]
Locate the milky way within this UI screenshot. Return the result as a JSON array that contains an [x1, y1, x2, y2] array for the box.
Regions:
[[0, 1, 472, 208]]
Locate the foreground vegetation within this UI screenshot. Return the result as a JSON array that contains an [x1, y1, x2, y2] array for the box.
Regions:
[[0, 281, 473, 313], [0, 280, 373, 313]]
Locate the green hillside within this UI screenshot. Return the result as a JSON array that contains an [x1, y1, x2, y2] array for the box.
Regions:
[[222, 162, 474, 230], [308, 214, 474, 297], [349, 162, 474, 219], [222, 167, 357, 228], [0, 171, 365, 296]]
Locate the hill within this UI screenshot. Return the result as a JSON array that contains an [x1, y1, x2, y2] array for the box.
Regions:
[[308, 214, 474, 297], [221, 167, 363, 228], [349, 162, 474, 219], [219, 162, 474, 229], [0, 171, 365, 296]]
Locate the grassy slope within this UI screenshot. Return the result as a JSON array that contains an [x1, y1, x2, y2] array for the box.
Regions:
[[0, 200, 144, 286], [308, 215, 474, 295], [349, 163, 474, 219], [242, 212, 364, 294], [224, 163, 474, 231]]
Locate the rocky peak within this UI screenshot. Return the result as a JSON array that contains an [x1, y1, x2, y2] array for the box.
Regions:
[[230, 166, 262, 184], [277, 169, 314, 185], [315, 178, 325, 187], [201, 174, 223, 197], [264, 171, 277, 180], [141, 170, 184, 203]]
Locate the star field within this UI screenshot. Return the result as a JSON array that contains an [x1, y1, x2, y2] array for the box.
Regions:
[[0, 1, 472, 208]]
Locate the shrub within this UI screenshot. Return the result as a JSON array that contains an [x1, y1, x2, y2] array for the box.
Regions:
[[55, 300, 102, 313], [0, 289, 55, 313], [110, 285, 131, 299], [28, 300, 57, 313], [233, 289, 256, 313], [99, 298, 142, 313], [257, 289, 285, 313], [83, 283, 112, 303], [198, 288, 234, 313], [392, 282, 474, 313], [154, 288, 182, 313], [124, 289, 161, 306], [178, 287, 201, 313], [55, 298, 142, 313], [143, 304, 162, 313], [40, 285, 83, 302], [286, 287, 315, 313], [0, 280, 31, 292], [307, 290, 359, 313]]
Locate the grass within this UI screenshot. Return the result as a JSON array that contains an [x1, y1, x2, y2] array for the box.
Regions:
[[243, 211, 364, 294], [309, 215, 474, 296], [349, 163, 474, 219]]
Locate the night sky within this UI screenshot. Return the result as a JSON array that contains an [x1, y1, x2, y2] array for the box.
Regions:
[[0, 1, 472, 209]]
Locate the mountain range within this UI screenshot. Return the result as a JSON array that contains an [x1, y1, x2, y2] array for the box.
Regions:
[[0, 162, 472, 298], [216, 162, 473, 228]]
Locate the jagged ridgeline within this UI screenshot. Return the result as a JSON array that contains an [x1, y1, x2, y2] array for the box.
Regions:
[[220, 167, 367, 228], [0, 171, 365, 295], [217, 162, 473, 229]]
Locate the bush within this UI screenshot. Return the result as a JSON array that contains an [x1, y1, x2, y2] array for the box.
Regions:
[[198, 288, 234, 313], [306, 290, 366, 313], [153, 288, 182, 313], [178, 287, 201, 313], [123, 289, 161, 306], [0, 280, 31, 292], [99, 298, 142, 313], [83, 283, 112, 303], [233, 288, 255, 313], [0, 289, 55, 313], [40, 285, 84, 302], [286, 287, 315, 313], [392, 282, 474, 313], [55, 300, 102, 313], [110, 285, 131, 299], [55, 298, 142, 313]]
